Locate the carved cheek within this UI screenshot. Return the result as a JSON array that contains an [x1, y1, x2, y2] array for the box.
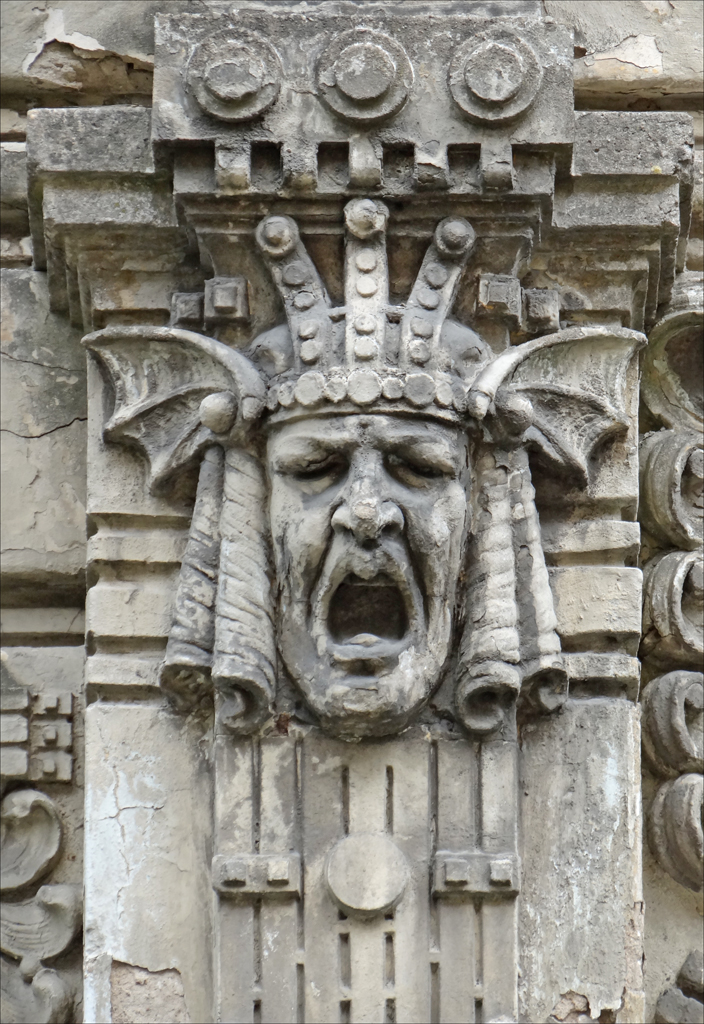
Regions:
[[269, 483, 333, 600], [404, 484, 467, 597]]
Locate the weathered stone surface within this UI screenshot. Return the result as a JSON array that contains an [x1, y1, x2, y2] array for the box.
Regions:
[[83, 703, 212, 1024], [519, 699, 644, 1022], [547, 0, 704, 104], [1, 268, 86, 605], [110, 962, 191, 1024], [3, 1, 701, 111], [2, 1, 702, 1020]]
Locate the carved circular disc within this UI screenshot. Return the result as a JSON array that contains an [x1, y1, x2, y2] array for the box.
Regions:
[[325, 833, 409, 918], [334, 43, 395, 102], [188, 33, 282, 122], [464, 41, 523, 104], [317, 29, 413, 124], [449, 30, 542, 125]]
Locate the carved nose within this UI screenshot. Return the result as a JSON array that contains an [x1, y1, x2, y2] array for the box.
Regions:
[[332, 496, 404, 543]]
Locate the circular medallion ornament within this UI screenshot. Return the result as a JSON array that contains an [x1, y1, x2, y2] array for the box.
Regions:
[[188, 32, 282, 122], [317, 29, 413, 124], [449, 29, 542, 125], [325, 833, 409, 918]]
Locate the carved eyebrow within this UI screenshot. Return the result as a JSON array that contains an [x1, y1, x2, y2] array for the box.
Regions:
[[384, 437, 459, 473], [268, 435, 352, 471]]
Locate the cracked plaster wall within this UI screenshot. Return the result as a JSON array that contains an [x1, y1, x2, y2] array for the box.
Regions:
[[1, 267, 87, 604], [83, 702, 213, 1024], [545, 1, 703, 107]]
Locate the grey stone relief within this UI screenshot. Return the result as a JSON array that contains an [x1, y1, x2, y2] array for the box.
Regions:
[[639, 264, 703, 902], [1, 1, 702, 1021], [85, 207, 645, 743], [1, 785, 82, 1022], [1, 653, 85, 1019]]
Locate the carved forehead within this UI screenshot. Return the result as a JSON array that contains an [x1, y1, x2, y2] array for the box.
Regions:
[[266, 412, 467, 453]]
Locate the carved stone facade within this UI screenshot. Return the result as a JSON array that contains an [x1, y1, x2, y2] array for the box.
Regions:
[[1, 2, 702, 1023]]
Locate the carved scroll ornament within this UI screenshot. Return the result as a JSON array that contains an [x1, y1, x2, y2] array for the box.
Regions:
[[642, 670, 704, 893], [0, 790, 81, 1024], [86, 199, 645, 741], [639, 266, 703, 897]]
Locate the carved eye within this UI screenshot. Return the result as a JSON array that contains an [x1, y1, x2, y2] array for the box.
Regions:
[[385, 453, 445, 484], [292, 456, 347, 487]]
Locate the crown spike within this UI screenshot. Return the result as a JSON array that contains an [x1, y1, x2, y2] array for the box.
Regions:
[[400, 218, 476, 372], [343, 199, 389, 371], [255, 215, 331, 372]]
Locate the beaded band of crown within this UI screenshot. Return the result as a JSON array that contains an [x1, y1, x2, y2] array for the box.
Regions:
[[255, 199, 478, 419]]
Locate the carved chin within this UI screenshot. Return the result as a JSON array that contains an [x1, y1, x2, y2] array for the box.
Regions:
[[319, 647, 443, 738]]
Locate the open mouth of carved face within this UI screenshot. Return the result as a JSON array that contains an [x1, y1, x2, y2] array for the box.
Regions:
[[324, 570, 417, 663], [328, 573, 408, 645]]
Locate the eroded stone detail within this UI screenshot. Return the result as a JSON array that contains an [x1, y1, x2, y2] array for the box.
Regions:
[[654, 950, 704, 1023]]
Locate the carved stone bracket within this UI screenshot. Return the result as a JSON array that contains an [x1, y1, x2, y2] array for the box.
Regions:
[[432, 850, 520, 897], [212, 852, 301, 898]]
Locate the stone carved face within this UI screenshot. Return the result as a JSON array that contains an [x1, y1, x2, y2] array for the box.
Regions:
[[267, 412, 470, 736]]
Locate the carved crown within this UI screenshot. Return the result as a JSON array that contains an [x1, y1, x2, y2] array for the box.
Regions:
[[252, 198, 489, 422]]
